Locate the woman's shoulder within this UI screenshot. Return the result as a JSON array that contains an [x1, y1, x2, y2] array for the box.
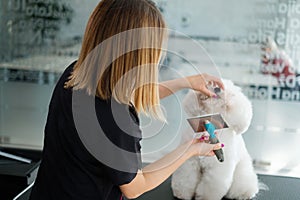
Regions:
[[61, 61, 77, 83]]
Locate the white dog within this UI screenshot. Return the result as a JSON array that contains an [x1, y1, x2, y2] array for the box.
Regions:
[[171, 79, 259, 200]]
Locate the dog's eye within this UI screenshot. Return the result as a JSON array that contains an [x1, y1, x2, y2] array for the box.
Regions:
[[198, 95, 209, 101]]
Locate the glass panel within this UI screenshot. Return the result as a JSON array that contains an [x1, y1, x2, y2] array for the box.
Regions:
[[0, 0, 299, 179], [0, 0, 99, 149], [140, 0, 300, 178]]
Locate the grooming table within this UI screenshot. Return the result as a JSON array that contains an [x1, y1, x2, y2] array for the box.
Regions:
[[14, 174, 300, 200], [133, 174, 300, 200]]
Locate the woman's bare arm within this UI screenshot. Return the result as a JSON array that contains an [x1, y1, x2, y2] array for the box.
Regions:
[[159, 74, 224, 99], [119, 141, 222, 199]]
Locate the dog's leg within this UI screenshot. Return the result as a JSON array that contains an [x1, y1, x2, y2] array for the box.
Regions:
[[194, 160, 236, 200], [171, 157, 201, 200], [225, 154, 259, 200]]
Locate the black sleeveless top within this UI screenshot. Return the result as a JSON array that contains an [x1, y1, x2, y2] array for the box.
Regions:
[[30, 61, 142, 200]]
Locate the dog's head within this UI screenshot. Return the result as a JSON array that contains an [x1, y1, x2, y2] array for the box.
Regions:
[[183, 79, 252, 134]]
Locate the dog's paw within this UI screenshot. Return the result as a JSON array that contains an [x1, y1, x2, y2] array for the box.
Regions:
[[225, 186, 259, 200], [172, 191, 194, 200]]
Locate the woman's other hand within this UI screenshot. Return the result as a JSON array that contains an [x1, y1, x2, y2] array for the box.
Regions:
[[186, 74, 224, 97]]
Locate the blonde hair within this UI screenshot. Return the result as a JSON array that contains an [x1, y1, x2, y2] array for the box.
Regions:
[[65, 0, 167, 120]]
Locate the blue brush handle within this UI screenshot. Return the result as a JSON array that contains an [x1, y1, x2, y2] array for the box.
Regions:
[[204, 121, 224, 162], [204, 123, 217, 138]]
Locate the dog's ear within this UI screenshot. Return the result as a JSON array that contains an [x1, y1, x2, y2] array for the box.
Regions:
[[182, 90, 205, 116], [223, 84, 253, 134]]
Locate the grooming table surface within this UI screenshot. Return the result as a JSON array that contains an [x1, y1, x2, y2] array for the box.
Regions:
[[14, 174, 300, 200], [132, 174, 300, 200]]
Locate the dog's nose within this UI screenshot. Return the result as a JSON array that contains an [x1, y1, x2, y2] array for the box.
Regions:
[[214, 87, 221, 94]]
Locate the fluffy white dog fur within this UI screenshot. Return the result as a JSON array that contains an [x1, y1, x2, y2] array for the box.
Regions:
[[171, 79, 259, 200]]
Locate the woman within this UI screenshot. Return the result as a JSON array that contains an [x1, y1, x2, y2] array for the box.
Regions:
[[30, 0, 224, 199]]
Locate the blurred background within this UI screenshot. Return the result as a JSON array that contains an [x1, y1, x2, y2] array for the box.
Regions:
[[0, 0, 300, 179]]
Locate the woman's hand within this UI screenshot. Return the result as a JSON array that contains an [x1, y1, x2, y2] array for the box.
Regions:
[[159, 73, 224, 99], [186, 73, 225, 97], [189, 138, 223, 157]]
